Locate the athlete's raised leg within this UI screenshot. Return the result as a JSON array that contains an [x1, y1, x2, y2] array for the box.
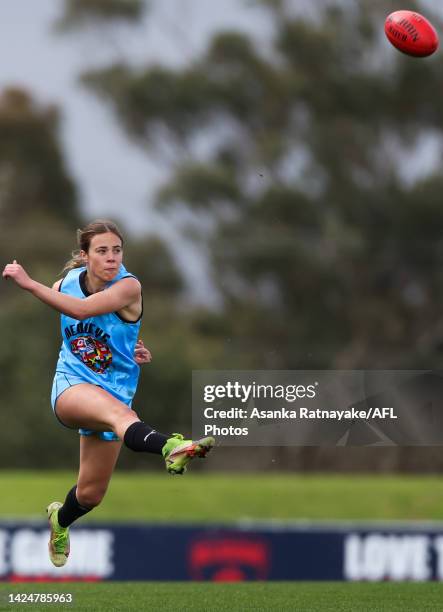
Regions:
[[54, 382, 214, 476]]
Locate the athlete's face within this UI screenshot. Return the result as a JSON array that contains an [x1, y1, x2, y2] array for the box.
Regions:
[[82, 232, 123, 281]]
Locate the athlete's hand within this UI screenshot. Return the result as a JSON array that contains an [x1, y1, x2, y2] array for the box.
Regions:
[[2, 260, 34, 290], [134, 339, 152, 365]]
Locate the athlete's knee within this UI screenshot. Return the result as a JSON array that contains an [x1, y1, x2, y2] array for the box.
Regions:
[[76, 484, 108, 508], [108, 405, 138, 428]]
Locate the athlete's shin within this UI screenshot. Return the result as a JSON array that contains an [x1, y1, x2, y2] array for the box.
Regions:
[[57, 485, 93, 528], [123, 421, 168, 454]]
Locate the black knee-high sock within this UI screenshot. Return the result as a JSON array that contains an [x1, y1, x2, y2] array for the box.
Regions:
[[123, 422, 169, 455], [57, 485, 93, 528]]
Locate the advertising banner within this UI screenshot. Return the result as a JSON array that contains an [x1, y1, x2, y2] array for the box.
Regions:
[[1, 522, 443, 582]]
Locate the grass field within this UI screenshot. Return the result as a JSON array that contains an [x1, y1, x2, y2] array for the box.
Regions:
[[0, 471, 442, 522], [1, 471, 443, 611], [1, 582, 443, 611]]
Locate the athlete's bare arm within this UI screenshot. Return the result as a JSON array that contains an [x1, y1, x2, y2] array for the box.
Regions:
[[2, 261, 140, 320]]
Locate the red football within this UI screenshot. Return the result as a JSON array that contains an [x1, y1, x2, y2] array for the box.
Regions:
[[385, 10, 439, 57]]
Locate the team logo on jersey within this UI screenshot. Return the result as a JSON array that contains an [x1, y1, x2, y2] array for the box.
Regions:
[[70, 336, 112, 374]]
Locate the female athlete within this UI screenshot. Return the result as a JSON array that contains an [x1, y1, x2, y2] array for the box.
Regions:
[[2, 219, 214, 567]]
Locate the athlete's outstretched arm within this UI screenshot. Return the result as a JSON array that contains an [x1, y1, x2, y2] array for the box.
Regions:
[[2, 260, 140, 320]]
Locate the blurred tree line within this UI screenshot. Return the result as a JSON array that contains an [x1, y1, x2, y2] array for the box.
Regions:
[[2, 0, 443, 471]]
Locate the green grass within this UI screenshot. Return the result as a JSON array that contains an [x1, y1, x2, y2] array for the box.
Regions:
[[1, 582, 443, 611], [0, 471, 442, 522]]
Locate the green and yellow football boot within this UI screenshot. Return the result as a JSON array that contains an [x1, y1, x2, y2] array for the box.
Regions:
[[46, 502, 70, 567], [162, 433, 215, 475]]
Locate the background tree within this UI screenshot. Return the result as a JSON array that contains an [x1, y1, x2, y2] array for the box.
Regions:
[[54, 0, 145, 31], [0, 87, 80, 466]]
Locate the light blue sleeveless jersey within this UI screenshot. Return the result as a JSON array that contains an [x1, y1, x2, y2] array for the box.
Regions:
[[55, 264, 142, 405]]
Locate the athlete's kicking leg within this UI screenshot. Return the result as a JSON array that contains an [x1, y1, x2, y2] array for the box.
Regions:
[[55, 383, 214, 474]]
